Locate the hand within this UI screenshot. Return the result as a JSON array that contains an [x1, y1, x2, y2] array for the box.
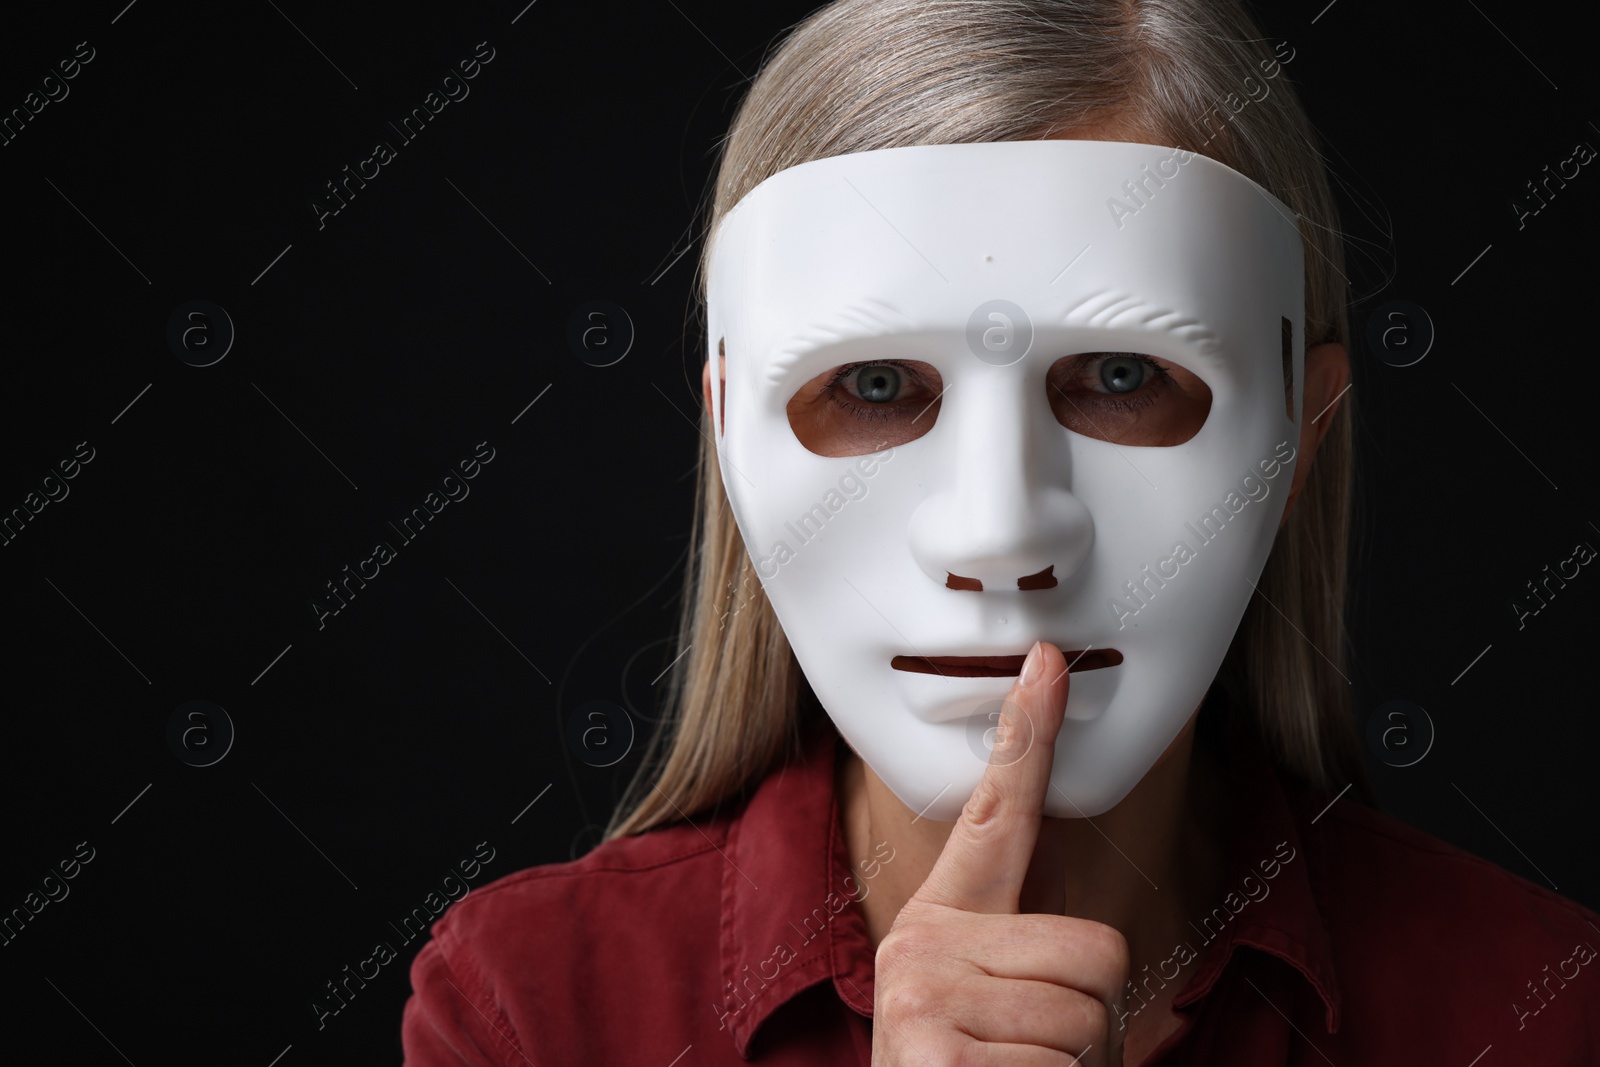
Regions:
[[870, 640, 1129, 1066]]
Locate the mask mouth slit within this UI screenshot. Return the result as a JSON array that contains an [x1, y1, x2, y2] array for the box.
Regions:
[[889, 648, 1123, 677]]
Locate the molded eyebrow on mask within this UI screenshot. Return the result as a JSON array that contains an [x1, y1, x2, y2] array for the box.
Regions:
[[1055, 288, 1223, 358], [763, 287, 1228, 390], [764, 297, 918, 387]]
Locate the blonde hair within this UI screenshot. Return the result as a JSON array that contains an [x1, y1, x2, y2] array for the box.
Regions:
[[606, 0, 1367, 840]]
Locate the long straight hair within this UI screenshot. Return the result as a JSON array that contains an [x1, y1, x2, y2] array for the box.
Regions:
[[606, 0, 1367, 841]]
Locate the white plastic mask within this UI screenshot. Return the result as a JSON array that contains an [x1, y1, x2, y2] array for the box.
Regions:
[[706, 140, 1304, 819]]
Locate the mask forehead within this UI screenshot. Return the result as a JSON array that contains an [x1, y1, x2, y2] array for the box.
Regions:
[[709, 140, 1303, 420]]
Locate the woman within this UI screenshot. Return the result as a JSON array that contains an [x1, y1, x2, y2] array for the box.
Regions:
[[401, 1, 1600, 1063]]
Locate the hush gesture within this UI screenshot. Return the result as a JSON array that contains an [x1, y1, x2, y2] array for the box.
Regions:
[[871, 641, 1130, 1066]]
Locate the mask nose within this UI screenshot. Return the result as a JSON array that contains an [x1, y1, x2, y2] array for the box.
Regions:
[[906, 371, 1094, 591]]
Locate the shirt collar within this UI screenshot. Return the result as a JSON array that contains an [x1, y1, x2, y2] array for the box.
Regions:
[[716, 716, 1345, 1057], [718, 718, 875, 1058], [1171, 732, 1343, 1033]]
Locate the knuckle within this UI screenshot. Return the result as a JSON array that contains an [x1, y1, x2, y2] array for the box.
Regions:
[[1048, 986, 1108, 1042], [1079, 994, 1110, 1038], [876, 921, 936, 975], [946, 1041, 989, 1067], [989, 701, 1026, 758], [961, 774, 1007, 829], [881, 976, 944, 1025], [875, 929, 914, 973], [888, 898, 948, 939], [1056, 917, 1127, 972], [1095, 922, 1131, 976]]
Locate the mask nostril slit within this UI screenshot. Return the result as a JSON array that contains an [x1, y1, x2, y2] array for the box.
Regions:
[[1017, 565, 1057, 590], [945, 572, 982, 592]]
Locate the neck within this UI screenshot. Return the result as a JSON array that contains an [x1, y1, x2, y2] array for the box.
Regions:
[[835, 711, 1229, 990]]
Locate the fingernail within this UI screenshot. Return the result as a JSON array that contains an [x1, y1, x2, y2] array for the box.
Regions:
[[1019, 640, 1044, 687]]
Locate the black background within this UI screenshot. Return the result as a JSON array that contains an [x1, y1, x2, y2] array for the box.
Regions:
[[0, 1, 1595, 1062]]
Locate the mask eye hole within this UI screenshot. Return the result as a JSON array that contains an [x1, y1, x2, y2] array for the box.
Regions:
[[1046, 352, 1211, 446], [786, 359, 943, 458]]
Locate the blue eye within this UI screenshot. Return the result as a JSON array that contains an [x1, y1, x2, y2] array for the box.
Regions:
[[815, 359, 939, 428], [852, 364, 902, 403], [1098, 355, 1149, 394]]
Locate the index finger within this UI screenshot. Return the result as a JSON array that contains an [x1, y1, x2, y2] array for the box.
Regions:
[[912, 639, 1069, 915]]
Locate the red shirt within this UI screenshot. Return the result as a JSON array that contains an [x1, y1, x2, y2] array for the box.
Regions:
[[400, 719, 1600, 1064]]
